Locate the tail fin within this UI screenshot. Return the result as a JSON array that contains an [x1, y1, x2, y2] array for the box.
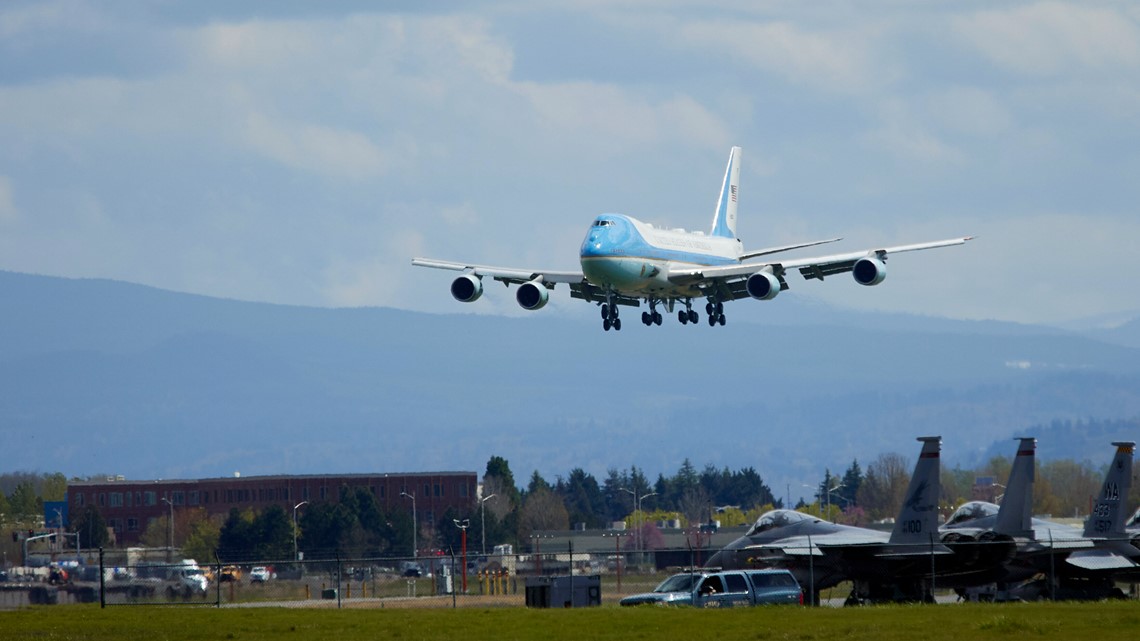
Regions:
[[710, 146, 741, 240], [889, 436, 942, 544], [995, 437, 1036, 538], [1083, 441, 1135, 538]]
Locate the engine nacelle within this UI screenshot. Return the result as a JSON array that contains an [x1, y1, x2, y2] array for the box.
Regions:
[[746, 271, 780, 300], [852, 256, 887, 286], [516, 279, 550, 310], [450, 274, 483, 302]]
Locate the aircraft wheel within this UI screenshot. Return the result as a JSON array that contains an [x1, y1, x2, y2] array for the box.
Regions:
[[601, 304, 609, 320], [688, 310, 698, 324], [708, 314, 716, 327], [678, 311, 687, 324], [603, 318, 611, 331], [642, 311, 650, 325], [614, 318, 622, 331], [705, 302, 713, 315], [715, 302, 724, 315], [718, 314, 726, 326], [653, 312, 662, 325]]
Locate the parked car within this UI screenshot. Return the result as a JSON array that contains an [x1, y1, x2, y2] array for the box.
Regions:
[[620, 569, 803, 607], [249, 566, 272, 583], [620, 572, 709, 606], [219, 565, 242, 582]]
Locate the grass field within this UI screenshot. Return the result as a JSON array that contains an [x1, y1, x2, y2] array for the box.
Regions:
[[3, 601, 1139, 641]]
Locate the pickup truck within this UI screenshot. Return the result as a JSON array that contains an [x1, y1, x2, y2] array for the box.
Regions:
[[620, 569, 803, 607]]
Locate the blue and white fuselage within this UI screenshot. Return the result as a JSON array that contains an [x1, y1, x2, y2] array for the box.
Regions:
[[412, 146, 972, 331], [580, 214, 740, 298]]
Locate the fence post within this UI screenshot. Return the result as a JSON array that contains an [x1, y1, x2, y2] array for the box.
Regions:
[[336, 552, 342, 609], [98, 547, 105, 609], [929, 533, 936, 603]]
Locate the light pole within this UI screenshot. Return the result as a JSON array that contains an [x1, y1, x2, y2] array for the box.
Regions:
[[160, 497, 174, 562], [621, 488, 657, 552], [480, 493, 496, 556], [401, 491, 417, 560], [453, 518, 470, 593], [293, 500, 308, 562]]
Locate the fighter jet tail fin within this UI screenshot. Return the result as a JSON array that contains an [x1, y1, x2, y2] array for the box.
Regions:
[[995, 437, 1036, 538], [1083, 441, 1134, 538], [889, 436, 942, 545]]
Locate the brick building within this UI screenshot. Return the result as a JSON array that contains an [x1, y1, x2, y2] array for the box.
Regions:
[[67, 471, 478, 547]]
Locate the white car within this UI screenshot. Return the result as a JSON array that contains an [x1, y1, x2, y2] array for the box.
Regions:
[[249, 566, 272, 583]]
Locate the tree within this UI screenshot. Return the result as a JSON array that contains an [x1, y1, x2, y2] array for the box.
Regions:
[[484, 456, 520, 505], [7, 481, 38, 518], [517, 487, 569, 541], [217, 508, 258, 560], [526, 470, 552, 495], [68, 504, 109, 549], [557, 468, 605, 529], [856, 452, 911, 520], [181, 513, 222, 563], [839, 460, 863, 508]]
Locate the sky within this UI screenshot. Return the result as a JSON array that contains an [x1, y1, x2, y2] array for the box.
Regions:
[[2, 1, 1139, 326]]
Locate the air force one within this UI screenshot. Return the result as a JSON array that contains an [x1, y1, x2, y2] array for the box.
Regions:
[[412, 147, 973, 331]]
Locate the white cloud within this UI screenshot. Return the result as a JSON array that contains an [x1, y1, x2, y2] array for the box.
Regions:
[[242, 112, 389, 180], [953, 2, 1140, 76]]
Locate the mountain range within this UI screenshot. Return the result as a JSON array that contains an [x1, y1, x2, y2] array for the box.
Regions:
[[2, 269, 1139, 501]]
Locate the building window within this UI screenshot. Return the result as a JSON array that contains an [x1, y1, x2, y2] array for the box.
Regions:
[[423, 483, 430, 498], [319, 487, 327, 500], [172, 491, 184, 506], [98, 493, 106, 507], [189, 491, 199, 506], [127, 518, 139, 532], [135, 492, 141, 506], [458, 483, 469, 498], [302, 487, 310, 501], [379, 485, 386, 498], [109, 518, 122, 533], [125, 492, 133, 507], [76, 493, 85, 507], [144, 492, 156, 506], [109, 493, 123, 508], [433, 483, 443, 498]]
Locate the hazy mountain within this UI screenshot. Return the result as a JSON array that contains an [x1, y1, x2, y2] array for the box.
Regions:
[[2, 270, 1139, 498]]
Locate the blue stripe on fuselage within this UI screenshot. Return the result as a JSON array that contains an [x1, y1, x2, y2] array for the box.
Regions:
[[579, 214, 736, 266]]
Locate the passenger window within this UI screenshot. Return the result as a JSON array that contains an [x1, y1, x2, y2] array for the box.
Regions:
[[725, 574, 748, 593]]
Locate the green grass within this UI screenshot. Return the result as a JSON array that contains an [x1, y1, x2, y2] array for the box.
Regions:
[[2, 601, 1138, 641]]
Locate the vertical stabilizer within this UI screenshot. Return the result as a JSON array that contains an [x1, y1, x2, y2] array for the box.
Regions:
[[995, 438, 1036, 538], [1084, 442, 1135, 538], [710, 146, 741, 240], [889, 436, 942, 544]]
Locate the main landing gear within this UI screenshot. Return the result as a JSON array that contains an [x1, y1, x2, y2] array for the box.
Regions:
[[705, 300, 726, 326], [641, 300, 663, 326], [601, 302, 622, 331], [677, 299, 699, 325]]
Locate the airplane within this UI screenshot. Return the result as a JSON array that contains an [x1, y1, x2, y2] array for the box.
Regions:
[[942, 439, 1138, 600], [412, 147, 973, 331], [704, 436, 952, 605]]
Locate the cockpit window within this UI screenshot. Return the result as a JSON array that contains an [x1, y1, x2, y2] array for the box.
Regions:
[[592, 219, 613, 227], [747, 510, 812, 536], [945, 501, 998, 526]]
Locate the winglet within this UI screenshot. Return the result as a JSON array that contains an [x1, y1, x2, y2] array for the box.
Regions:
[[995, 437, 1036, 538], [1083, 441, 1134, 538], [889, 436, 942, 544], [710, 146, 741, 240]]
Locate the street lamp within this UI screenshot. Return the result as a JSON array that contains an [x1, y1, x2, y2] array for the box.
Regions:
[[621, 488, 657, 552], [453, 518, 470, 593], [480, 493, 496, 555], [160, 497, 174, 562], [293, 500, 308, 562], [401, 491, 417, 560]]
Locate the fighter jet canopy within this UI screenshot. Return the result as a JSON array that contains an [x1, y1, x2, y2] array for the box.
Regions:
[[945, 501, 999, 526], [747, 509, 816, 536]]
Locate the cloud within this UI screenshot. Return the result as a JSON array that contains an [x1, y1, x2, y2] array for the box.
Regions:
[[953, 2, 1140, 76], [242, 112, 389, 180]]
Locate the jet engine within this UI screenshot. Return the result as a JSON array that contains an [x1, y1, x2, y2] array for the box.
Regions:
[[450, 274, 483, 302], [746, 271, 780, 300], [516, 279, 550, 310], [852, 256, 887, 286]]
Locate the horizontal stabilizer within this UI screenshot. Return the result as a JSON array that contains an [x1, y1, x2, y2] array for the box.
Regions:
[[1065, 549, 1139, 571]]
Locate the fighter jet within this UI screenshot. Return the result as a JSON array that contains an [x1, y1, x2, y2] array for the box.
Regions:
[[705, 436, 951, 605], [942, 439, 1138, 600]]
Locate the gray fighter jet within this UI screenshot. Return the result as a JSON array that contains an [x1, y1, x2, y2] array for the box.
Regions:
[[942, 439, 1137, 600], [705, 436, 951, 605]]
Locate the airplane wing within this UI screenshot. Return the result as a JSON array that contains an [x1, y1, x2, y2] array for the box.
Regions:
[[411, 258, 640, 307], [1065, 549, 1139, 571], [667, 236, 974, 301]]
